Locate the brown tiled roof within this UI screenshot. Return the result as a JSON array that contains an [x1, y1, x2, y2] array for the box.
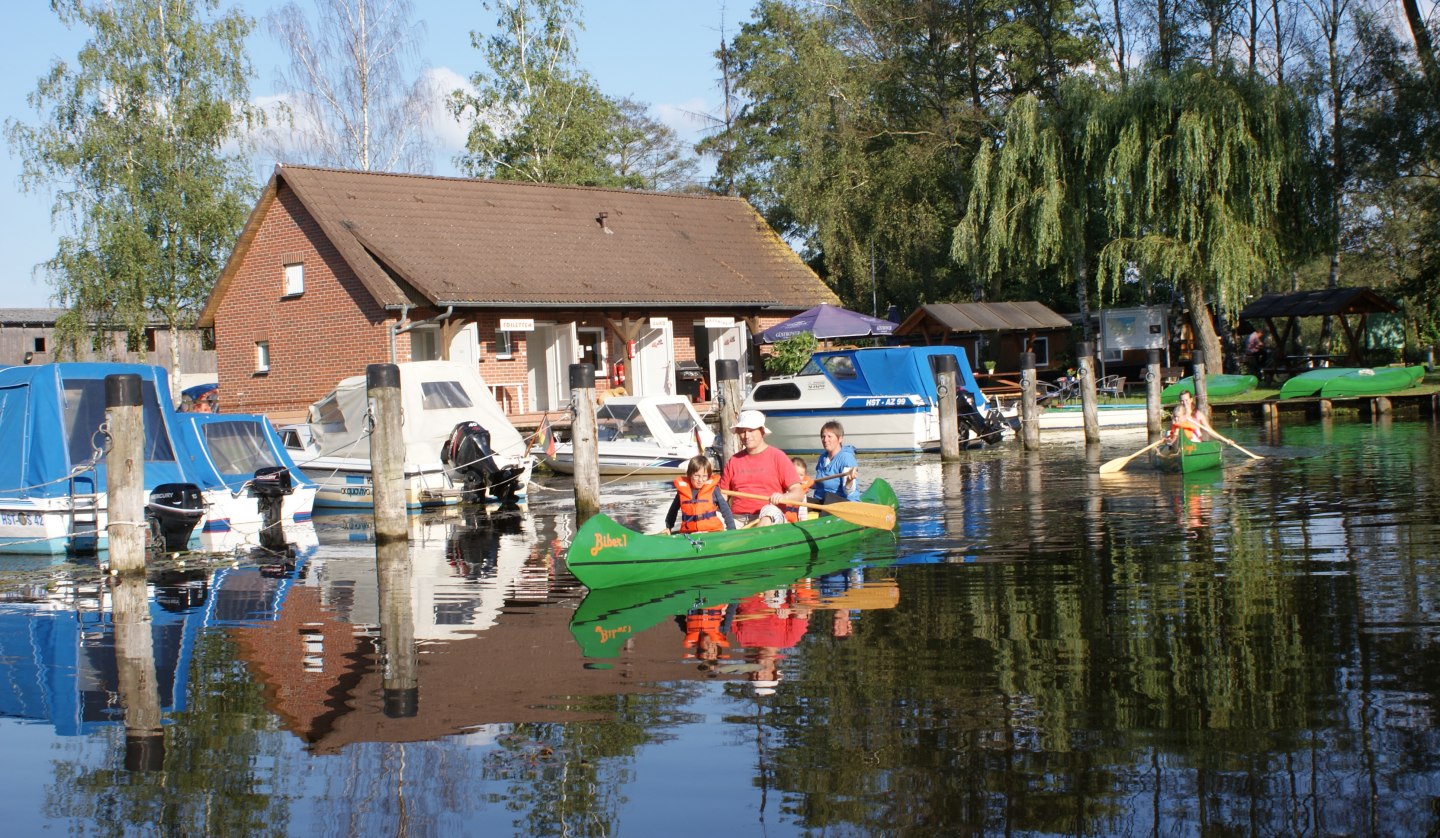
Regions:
[[206, 165, 836, 318], [895, 301, 1072, 335], [1238, 287, 1398, 319]]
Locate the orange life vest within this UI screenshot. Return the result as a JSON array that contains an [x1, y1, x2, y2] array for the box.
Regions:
[[1171, 416, 1203, 443], [683, 607, 730, 651], [783, 477, 816, 523], [674, 476, 725, 532]]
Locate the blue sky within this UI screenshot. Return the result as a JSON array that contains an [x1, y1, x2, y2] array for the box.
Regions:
[[2, 0, 756, 308]]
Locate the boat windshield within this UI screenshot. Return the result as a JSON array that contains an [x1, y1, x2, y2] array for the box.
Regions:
[[596, 403, 651, 442], [798, 355, 859, 379], [201, 420, 284, 476], [421, 380, 473, 410], [652, 402, 699, 435], [62, 378, 175, 467]]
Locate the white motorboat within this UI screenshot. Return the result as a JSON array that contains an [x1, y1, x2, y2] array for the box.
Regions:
[[542, 395, 716, 476], [743, 346, 1007, 453], [282, 361, 533, 509], [1028, 403, 1150, 431]]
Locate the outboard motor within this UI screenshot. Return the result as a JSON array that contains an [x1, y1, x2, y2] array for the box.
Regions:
[[442, 421, 525, 506], [957, 389, 1007, 448], [147, 483, 206, 552], [250, 466, 295, 551]]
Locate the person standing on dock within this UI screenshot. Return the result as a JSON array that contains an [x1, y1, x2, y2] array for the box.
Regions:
[[719, 410, 803, 526]]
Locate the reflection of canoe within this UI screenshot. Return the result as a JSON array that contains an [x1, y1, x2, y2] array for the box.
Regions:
[[1161, 374, 1258, 404], [1278, 367, 1361, 399], [1317, 365, 1426, 399], [1151, 438, 1224, 473], [565, 479, 897, 589], [569, 548, 896, 658]]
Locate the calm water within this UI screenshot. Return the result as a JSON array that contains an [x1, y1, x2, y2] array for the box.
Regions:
[[2, 415, 1439, 836]]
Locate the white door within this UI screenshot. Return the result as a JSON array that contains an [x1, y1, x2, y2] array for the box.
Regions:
[[707, 321, 749, 392], [449, 322, 479, 369], [527, 322, 579, 411], [630, 322, 675, 397]]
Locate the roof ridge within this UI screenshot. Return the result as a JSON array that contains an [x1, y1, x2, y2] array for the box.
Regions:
[[277, 163, 741, 204]]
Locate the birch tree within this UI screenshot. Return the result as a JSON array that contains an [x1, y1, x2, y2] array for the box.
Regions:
[[266, 0, 434, 172]]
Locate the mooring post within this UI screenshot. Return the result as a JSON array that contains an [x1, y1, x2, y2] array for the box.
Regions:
[[1192, 350, 1210, 414], [1077, 341, 1099, 444], [105, 374, 146, 574], [376, 538, 418, 718], [1146, 348, 1163, 437], [716, 359, 742, 465], [570, 363, 601, 521], [112, 571, 164, 770], [367, 364, 408, 542], [933, 352, 961, 461], [1019, 351, 1040, 450]]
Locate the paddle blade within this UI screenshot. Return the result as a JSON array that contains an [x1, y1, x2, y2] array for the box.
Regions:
[[823, 500, 897, 531], [1097, 455, 1136, 474]]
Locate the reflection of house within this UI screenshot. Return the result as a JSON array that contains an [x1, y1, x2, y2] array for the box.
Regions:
[[0, 308, 216, 388], [894, 302, 1073, 373], [199, 166, 836, 422]]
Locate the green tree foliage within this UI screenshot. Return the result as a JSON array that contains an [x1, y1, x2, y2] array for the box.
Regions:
[[610, 97, 701, 192], [764, 333, 819, 375], [1088, 66, 1311, 365], [5, 0, 256, 394]]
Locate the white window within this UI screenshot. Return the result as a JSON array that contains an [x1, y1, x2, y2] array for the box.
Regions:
[[255, 341, 270, 373], [1026, 337, 1050, 367], [283, 262, 304, 296], [411, 326, 440, 361], [495, 329, 513, 359]]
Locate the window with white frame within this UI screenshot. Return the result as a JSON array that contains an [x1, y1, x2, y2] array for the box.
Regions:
[[283, 262, 304, 296], [411, 326, 440, 361], [255, 341, 271, 373], [495, 329, 513, 359], [1027, 336, 1050, 367]]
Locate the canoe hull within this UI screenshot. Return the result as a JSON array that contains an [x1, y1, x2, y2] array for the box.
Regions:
[[1161, 374, 1258, 404], [565, 479, 897, 589], [1317, 366, 1426, 399], [1152, 439, 1224, 474], [1278, 367, 1359, 399]]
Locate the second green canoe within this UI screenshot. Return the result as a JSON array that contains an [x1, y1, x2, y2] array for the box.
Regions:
[[1317, 365, 1426, 399], [1161, 374, 1259, 404], [1278, 367, 1361, 399]]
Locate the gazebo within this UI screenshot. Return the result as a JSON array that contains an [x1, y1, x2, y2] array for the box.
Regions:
[[1237, 287, 1398, 369]]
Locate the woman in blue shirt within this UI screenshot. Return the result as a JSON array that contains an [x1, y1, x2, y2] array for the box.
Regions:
[[812, 421, 860, 502]]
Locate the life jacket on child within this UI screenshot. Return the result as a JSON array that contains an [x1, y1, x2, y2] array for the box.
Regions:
[[783, 477, 816, 523], [683, 606, 730, 656], [1169, 416, 1203, 443], [673, 476, 725, 532]]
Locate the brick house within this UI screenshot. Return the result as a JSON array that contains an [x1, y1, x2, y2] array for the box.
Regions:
[[199, 165, 836, 422]]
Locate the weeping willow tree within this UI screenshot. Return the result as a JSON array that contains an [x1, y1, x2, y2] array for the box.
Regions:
[[953, 79, 1110, 339], [1088, 65, 1311, 365]]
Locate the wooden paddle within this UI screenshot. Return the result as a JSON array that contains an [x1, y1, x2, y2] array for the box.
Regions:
[[721, 489, 896, 531], [1098, 437, 1169, 474], [1206, 429, 1264, 460]]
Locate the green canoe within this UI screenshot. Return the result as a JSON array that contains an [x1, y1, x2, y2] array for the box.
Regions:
[[1151, 438, 1225, 473], [1161, 374, 1259, 404], [1278, 367, 1362, 399], [569, 545, 897, 658], [565, 479, 897, 589], [1317, 365, 1426, 399]]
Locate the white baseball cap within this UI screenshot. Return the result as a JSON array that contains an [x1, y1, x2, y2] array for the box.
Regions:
[[734, 410, 770, 433]]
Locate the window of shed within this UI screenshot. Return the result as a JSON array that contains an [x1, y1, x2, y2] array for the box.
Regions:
[[33, 337, 46, 352], [283, 262, 304, 297], [255, 341, 271, 373]]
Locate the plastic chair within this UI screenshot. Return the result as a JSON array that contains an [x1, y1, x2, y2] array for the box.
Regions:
[[1097, 375, 1126, 399]]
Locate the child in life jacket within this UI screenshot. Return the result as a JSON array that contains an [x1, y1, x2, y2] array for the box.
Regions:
[[784, 457, 816, 522], [665, 455, 736, 534], [1165, 390, 1214, 445]]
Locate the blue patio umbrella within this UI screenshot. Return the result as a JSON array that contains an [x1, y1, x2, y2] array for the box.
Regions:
[[757, 303, 898, 344]]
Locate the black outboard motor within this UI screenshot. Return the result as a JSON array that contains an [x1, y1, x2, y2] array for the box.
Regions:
[[442, 421, 525, 506], [147, 483, 206, 552], [957, 389, 1007, 448], [250, 466, 295, 551]]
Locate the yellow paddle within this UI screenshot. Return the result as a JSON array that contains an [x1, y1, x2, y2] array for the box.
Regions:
[[1098, 437, 1169, 474], [722, 490, 896, 531]]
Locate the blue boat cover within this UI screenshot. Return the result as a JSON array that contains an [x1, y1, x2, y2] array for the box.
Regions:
[[0, 363, 193, 499], [171, 413, 316, 494], [809, 346, 989, 411]]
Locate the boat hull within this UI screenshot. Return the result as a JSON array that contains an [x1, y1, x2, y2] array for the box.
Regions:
[[763, 404, 934, 453], [1317, 366, 1426, 399], [1033, 404, 1149, 430], [1278, 368, 1358, 399], [1161, 374, 1258, 404], [565, 479, 897, 589], [542, 451, 692, 476], [1152, 439, 1224, 473]]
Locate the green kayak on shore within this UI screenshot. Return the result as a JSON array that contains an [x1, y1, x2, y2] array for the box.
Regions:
[[565, 478, 897, 589], [1152, 438, 1225, 473], [1278, 367, 1362, 399], [1161, 374, 1259, 404], [1317, 365, 1426, 399]]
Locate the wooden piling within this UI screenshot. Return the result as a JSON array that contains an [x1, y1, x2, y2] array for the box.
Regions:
[[716, 359, 742, 464], [933, 352, 961, 461], [1374, 396, 1392, 415], [1019, 352, 1040, 451], [1145, 348, 1163, 437], [1077, 341, 1099, 444], [376, 538, 418, 718], [570, 363, 601, 521], [367, 364, 408, 543], [1192, 350, 1210, 414], [112, 571, 165, 770], [105, 374, 146, 574]]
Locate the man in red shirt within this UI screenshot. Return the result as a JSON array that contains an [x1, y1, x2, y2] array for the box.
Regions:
[[719, 410, 804, 526]]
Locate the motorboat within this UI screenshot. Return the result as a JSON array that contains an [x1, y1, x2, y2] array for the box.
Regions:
[[171, 412, 318, 546], [541, 395, 716, 476], [0, 363, 219, 555], [282, 361, 533, 509], [743, 346, 1007, 453]]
